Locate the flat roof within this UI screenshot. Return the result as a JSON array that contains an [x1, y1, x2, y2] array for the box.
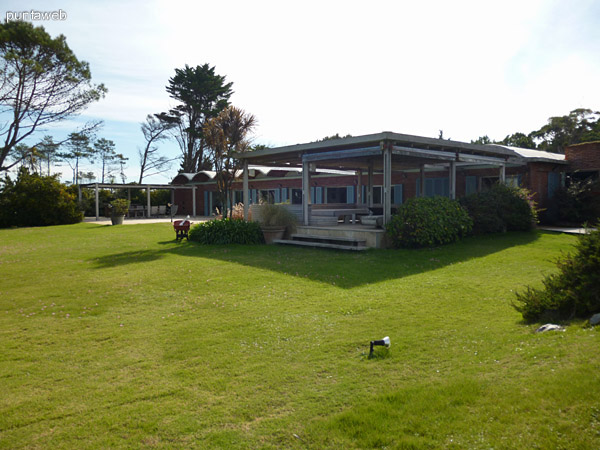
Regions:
[[236, 131, 564, 166]]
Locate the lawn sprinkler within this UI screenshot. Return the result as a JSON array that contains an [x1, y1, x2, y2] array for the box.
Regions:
[[369, 336, 390, 357]]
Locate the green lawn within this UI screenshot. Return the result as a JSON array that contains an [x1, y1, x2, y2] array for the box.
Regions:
[[0, 223, 598, 449]]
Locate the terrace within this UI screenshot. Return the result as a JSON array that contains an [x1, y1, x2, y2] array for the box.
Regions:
[[236, 132, 541, 248]]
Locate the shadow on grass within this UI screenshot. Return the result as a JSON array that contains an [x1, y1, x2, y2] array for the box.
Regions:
[[90, 230, 542, 289]]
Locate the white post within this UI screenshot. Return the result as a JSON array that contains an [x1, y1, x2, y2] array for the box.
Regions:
[[95, 183, 99, 220], [356, 170, 362, 205], [146, 186, 151, 218], [302, 159, 310, 226], [383, 143, 392, 225], [499, 164, 506, 184], [367, 162, 374, 208], [243, 160, 249, 220], [450, 161, 456, 199], [192, 186, 196, 217]]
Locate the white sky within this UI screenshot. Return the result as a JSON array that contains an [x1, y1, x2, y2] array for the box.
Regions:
[[3, 0, 600, 183]]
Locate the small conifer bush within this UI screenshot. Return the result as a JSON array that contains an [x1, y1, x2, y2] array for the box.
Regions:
[[513, 225, 600, 322]]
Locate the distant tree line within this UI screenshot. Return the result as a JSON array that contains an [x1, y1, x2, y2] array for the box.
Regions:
[[472, 108, 600, 152]]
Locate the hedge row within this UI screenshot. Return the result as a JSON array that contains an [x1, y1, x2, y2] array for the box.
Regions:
[[188, 218, 264, 245]]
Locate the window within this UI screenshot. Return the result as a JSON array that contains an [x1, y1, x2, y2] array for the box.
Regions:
[[465, 176, 477, 195], [392, 184, 403, 205], [259, 189, 276, 204], [291, 189, 302, 205], [548, 172, 561, 199], [326, 187, 347, 204], [416, 178, 449, 197], [372, 186, 382, 204], [234, 190, 243, 204], [506, 175, 522, 188]]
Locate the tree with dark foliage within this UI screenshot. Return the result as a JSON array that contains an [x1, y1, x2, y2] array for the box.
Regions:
[[156, 64, 233, 173], [0, 21, 106, 172]]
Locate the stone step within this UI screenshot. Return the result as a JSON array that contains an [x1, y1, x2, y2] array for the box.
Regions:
[[273, 239, 368, 251], [290, 234, 366, 247]]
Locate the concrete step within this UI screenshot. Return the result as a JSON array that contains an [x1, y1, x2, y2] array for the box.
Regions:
[[290, 233, 367, 247], [273, 239, 368, 251]]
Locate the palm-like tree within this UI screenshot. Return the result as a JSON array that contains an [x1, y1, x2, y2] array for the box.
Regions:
[[204, 106, 256, 218]]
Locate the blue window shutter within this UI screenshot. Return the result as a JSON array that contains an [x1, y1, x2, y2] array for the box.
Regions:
[[204, 191, 209, 216], [275, 189, 280, 203], [465, 176, 477, 195], [416, 178, 421, 197], [548, 172, 560, 199], [434, 178, 443, 196], [362, 185, 366, 203], [426, 179, 434, 197], [393, 185, 403, 204], [517, 174, 523, 187], [310, 187, 315, 203], [347, 186, 354, 204], [316, 187, 323, 204], [251, 189, 257, 204], [281, 188, 287, 203], [442, 178, 449, 197]]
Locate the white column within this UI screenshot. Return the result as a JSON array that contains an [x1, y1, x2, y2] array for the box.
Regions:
[[146, 186, 151, 218], [499, 164, 506, 183], [356, 170, 362, 205], [243, 160, 249, 220], [367, 162, 374, 208], [450, 161, 456, 199], [383, 144, 392, 225], [302, 159, 311, 226], [94, 183, 99, 220], [192, 186, 196, 217]]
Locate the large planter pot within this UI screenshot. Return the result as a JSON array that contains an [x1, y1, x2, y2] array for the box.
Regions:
[[111, 215, 125, 225], [261, 226, 285, 244]]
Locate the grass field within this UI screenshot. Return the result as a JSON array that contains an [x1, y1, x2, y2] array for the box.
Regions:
[[0, 223, 599, 449]]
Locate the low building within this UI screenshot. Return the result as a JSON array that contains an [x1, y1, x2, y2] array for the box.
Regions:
[[171, 132, 598, 222]]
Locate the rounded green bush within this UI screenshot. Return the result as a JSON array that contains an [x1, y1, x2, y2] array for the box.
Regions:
[[188, 218, 264, 245], [385, 196, 473, 248], [460, 184, 537, 234], [0, 168, 83, 228], [513, 224, 600, 322]]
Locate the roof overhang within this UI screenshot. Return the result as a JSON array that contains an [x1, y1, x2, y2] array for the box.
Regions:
[[235, 131, 528, 170]]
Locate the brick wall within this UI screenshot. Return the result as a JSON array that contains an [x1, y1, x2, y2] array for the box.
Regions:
[[565, 141, 600, 172], [173, 166, 535, 215]]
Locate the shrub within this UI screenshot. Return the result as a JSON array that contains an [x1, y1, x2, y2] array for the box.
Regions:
[[512, 224, 600, 322], [230, 202, 252, 220], [109, 199, 130, 215], [0, 168, 83, 228], [460, 184, 537, 234], [188, 218, 264, 245], [549, 179, 600, 225], [385, 196, 472, 248], [254, 203, 297, 234]]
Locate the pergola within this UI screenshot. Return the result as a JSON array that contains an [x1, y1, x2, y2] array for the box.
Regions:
[[78, 182, 196, 220], [236, 132, 525, 226]]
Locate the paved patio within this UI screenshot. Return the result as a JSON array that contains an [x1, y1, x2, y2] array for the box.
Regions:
[[538, 226, 596, 235], [83, 216, 211, 225]]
